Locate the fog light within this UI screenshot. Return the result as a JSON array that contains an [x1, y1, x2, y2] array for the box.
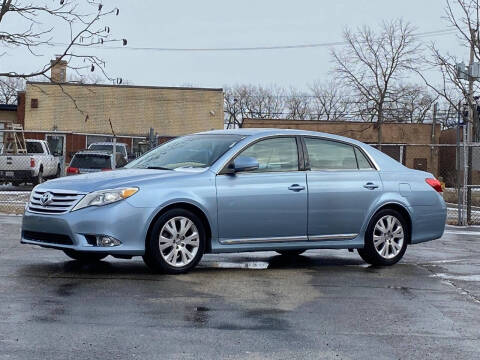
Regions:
[[96, 235, 121, 247]]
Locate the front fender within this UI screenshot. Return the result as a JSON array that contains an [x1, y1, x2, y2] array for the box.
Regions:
[[128, 187, 218, 248]]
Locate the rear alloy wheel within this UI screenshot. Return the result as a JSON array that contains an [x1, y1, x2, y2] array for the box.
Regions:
[[143, 209, 205, 274], [276, 250, 306, 256], [358, 209, 408, 266], [63, 249, 108, 262]]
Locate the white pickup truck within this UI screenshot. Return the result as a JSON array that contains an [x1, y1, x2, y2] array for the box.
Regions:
[[0, 140, 61, 185]]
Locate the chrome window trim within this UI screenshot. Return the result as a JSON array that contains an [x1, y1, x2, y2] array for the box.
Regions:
[[361, 147, 381, 171], [219, 233, 358, 245]]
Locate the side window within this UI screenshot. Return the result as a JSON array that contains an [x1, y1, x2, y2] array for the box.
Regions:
[[238, 137, 299, 172], [305, 138, 358, 170], [355, 147, 374, 169]]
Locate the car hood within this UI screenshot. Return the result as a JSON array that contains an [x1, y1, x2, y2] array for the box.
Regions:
[[36, 168, 205, 193]]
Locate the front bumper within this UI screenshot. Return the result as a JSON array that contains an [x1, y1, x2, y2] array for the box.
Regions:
[[21, 200, 153, 255]]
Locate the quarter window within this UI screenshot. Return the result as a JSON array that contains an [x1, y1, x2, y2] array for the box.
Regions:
[[354, 147, 374, 170], [238, 137, 299, 172], [305, 138, 367, 170]]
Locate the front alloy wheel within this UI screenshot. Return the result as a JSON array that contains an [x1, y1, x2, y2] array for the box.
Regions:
[[159, 217, 200, 267], [143, 209, 205, 274], [358, 209, 408, 266]]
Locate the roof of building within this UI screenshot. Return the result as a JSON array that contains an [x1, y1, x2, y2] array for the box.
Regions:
[[242, 118, 436, 126], [26, 81, 223, 92], [0, 104, 17, 111]]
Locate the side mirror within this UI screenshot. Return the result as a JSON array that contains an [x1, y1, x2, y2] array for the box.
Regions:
[[230, 156, 259, 173]]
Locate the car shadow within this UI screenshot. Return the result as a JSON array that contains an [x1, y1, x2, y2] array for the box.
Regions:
[[16, 252, 370, 278]]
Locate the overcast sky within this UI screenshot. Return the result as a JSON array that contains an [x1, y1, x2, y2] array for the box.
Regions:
[[3, 0, 469, 90]]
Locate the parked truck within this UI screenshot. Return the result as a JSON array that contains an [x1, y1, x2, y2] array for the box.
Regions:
[[0, 139, 61, 186]]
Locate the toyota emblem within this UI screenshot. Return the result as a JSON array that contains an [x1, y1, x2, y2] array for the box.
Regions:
[[40, 192, 53, 206]]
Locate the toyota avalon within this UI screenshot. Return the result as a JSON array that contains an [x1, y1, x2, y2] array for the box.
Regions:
[[21, 129, 446, 274]]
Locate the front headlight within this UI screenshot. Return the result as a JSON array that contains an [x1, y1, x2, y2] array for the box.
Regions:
[[71, 187, 138, 211]]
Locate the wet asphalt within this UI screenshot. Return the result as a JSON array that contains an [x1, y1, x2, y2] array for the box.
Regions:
[[0, 215, 479, 360]]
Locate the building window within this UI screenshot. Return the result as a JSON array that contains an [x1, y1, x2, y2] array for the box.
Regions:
[[31, 99, 38, 108]]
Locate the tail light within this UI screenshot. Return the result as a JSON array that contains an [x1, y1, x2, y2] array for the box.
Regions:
[[66, 166, 79, 175], [425, 178, 443, 193], [101, 168, 112, 171], [30, 158, 35, 168]]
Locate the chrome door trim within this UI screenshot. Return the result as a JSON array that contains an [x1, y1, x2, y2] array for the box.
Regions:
[[308, 233, 358, 241], [219, 233, 358, 245], [220, 236, 308, 245]]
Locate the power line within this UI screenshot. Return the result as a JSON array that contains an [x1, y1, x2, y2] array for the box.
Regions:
[[51, 28, 456, 53]]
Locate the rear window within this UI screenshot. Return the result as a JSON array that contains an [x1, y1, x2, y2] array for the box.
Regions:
[[89, 144, 127, 156], [26, 142, 44, 154], [70, 154, 111, 169]]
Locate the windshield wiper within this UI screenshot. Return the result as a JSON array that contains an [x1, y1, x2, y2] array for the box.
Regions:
[[145, 166, 173, 171]]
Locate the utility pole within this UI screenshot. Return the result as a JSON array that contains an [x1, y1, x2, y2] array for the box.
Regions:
[[466, 29, 476, 224], [431, 103, 438, 177]]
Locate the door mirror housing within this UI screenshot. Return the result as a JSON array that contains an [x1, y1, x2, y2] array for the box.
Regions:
[[227, 156, 259, 173]]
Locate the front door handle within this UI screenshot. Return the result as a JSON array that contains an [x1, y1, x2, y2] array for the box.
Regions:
[[363, 182, 379, 190], [288, 184, 305, 192]]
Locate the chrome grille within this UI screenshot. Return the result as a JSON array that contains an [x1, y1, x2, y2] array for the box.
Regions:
[[28, 190, 84, 214]]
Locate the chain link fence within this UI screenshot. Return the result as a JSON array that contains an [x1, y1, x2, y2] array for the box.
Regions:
[[1, 127, 479, 225], [372, 142, 480, 225], [0, 128, 154, 214]]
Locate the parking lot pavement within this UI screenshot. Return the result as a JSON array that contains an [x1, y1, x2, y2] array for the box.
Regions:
[[1, 216, 479, 360]]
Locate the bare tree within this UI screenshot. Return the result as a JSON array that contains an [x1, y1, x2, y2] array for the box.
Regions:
[[0, 77, 24, 104], [309, 80, 349, 120], [385, 84, 438, 123], [0, 0, 126, 82], [332, 19, 421, 148], [224, 85, 286, 127], [285, 88, 310, 120], [417, 0, 480, 139]]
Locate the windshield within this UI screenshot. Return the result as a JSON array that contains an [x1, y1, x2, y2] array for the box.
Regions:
[[126, 134, 243, 170], [70, 154, 111, 169]]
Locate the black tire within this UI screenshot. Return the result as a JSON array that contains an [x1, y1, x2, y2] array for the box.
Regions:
[[11, 181, 22, 187], [54, 165, 61, 178], [34, 169, 44, 185], [143, 208, 206, 274], [358, 209, 409, 266], [63, 249, 108, 262], [276, 249, 306, 256]]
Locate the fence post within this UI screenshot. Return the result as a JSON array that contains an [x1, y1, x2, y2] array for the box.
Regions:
[[463, 125, 469, 225]]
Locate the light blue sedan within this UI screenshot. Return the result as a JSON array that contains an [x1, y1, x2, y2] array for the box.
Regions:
[[21, 129, 446, 274]]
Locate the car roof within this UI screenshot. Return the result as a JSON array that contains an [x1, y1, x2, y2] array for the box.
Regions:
[[89, 142, 127, 146], [196, 128, 367, 146], [74, 150, 112, 157]]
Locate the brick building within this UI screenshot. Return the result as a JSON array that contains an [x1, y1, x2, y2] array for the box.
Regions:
[[2, 59, 224, 164], [242, 118, 441, 175]]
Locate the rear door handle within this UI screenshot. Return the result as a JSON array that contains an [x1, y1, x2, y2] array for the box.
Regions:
[[288, 184, 305, 192], [363, 182, 379, 190]]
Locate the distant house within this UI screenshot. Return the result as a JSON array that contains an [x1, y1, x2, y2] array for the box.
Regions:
[[0, 104, 18, 127]]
